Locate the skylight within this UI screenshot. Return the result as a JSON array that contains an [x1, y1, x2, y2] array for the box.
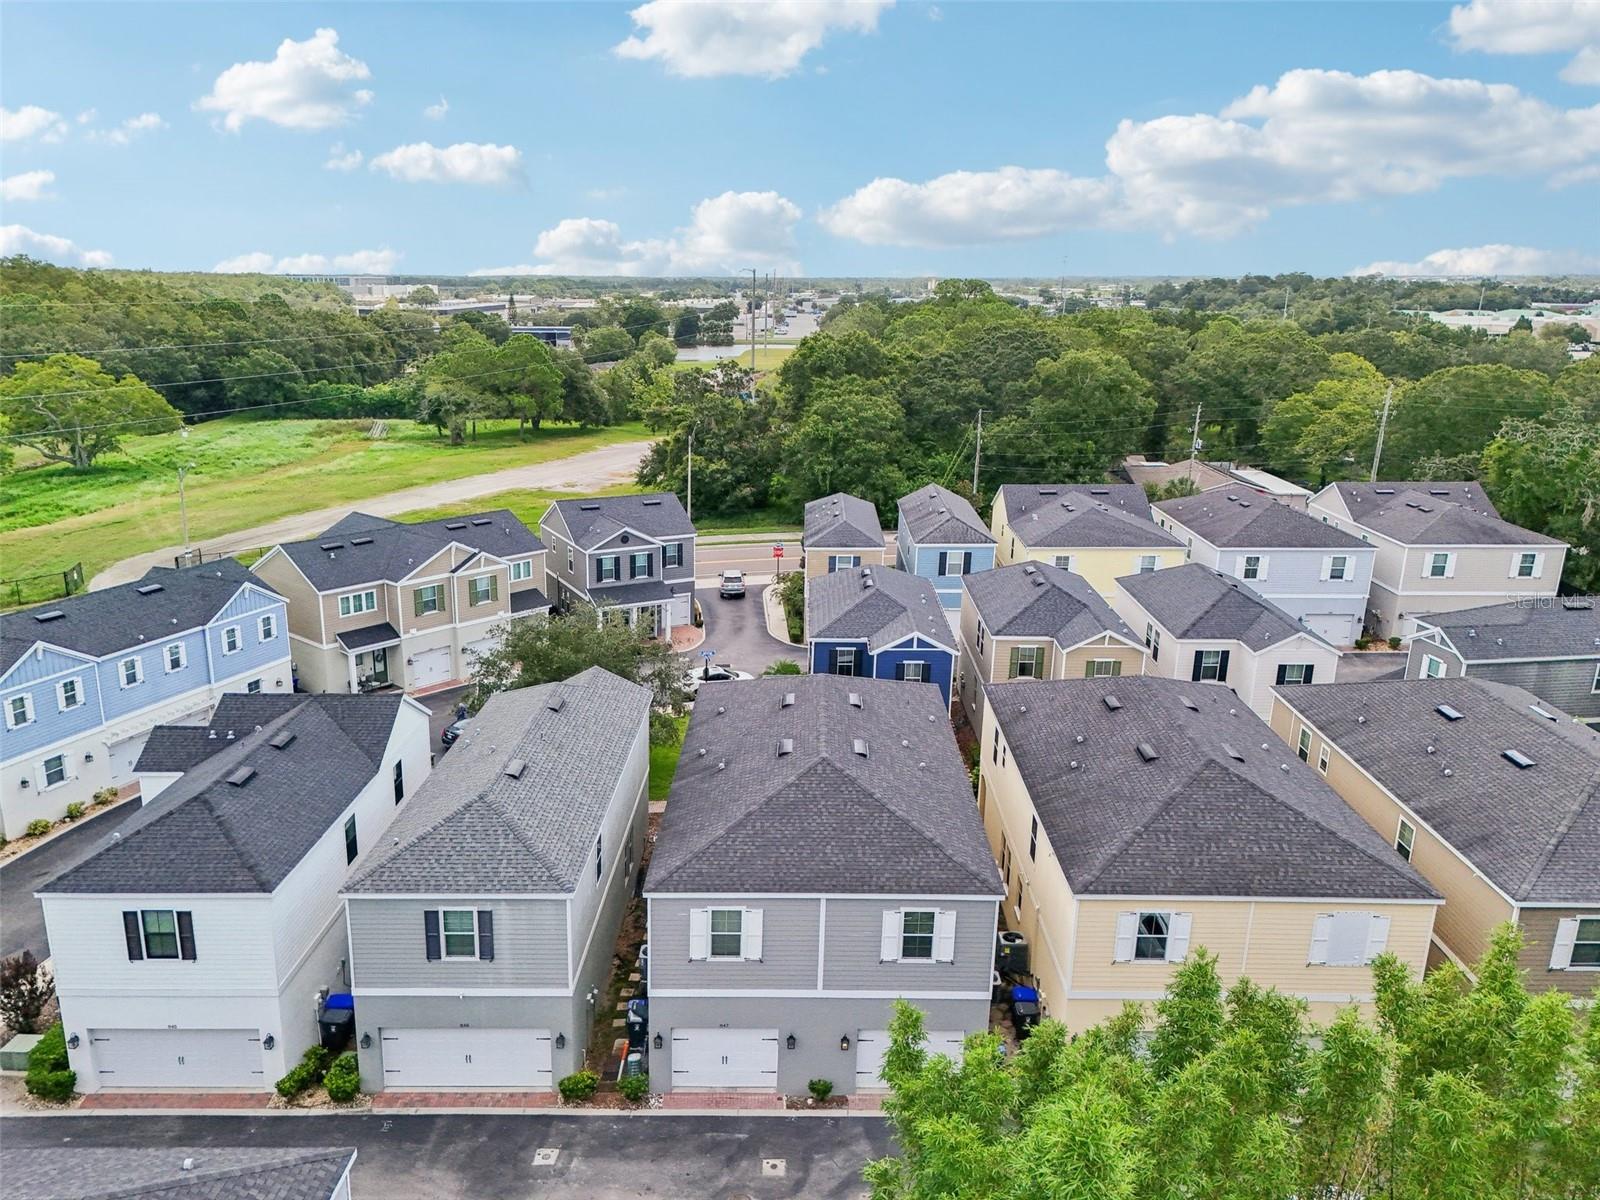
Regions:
[[1436, 704, 1464, 721], [1502, 749, 1535, 769], [136, 583, 164, 595]]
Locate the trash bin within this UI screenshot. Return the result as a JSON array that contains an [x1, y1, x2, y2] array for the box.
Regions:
[[1009, 985, 1040, 1038], [318, 993, 355, 1052], [626, 997, 649, 1049]]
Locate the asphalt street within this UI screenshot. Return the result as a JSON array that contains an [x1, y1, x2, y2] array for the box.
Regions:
[[696, 584, 798, 676], [0, 1113, 893, 1199], [695, 536, 896, 581], [0, 800, 140, 961]]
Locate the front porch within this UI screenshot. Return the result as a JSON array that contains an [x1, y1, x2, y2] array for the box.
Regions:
[[337, 623, 403, 693]]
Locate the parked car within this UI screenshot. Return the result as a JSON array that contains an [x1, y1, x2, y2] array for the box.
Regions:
[[719, 569, 746, 598], [441, 717, 470, 748], [681, 665, 754, 695]]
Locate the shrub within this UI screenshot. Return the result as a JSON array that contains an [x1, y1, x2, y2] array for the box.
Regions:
[[324, 1052, 360, 1102], [25, 819, 51, 838], [558, 1069, 599, 1103], [618, 1073, 649, 1104], [1387, 636, 1402, 650], [63, 803, 86, 821], [762, 659, 803, 675], [1, 950, 54, 1034], [808, 1078, 834, 1102], [92, 788, 118, 806], [1355, 635, 1372, 650], [274, 1044, 331, 1099], [25, 1021, 75, 1102]]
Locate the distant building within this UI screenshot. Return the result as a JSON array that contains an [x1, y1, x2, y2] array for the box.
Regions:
[[1121, 456, 1313, 510]]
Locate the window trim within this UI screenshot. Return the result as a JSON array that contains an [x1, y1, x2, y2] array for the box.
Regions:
[[1421, 654, 1445, 680], [1569, 916, 1600, 970], [164, 642, 185, 673], [1590, 661, 1600, 695], [1196, 648, 1225, 682], [1324, 554, 1349, 582], [510, 558, 533, 582], [833, 646, 857, 676], [1297, 726, 1312, 762], [1136, 554, 1159, 574], [1317, 743, 1331, 775], [827, 554, 862, 573], [343, 814, 358, 864], [1085, 658, 1121, 678], [901, 660, 927, 683], [899, 909, 937, 961], [57, 677, 84, 712], [629, 550, 652, 580], [708, 907, 746, 960], [1513, 551, 1542, 580], [662, 541, 683, 569], [140, 909, 182, 960], [440, 908, 479, 959], [6, 693, 35, 728], [1133, 911, 1172, 962], [119, 655, 144, 688], [41, 752, 70, 790], [1241, 554, 1266, 581], [467, 574, 499, 607], [393, 759, 405, 805], [221, 624, 243, 655], [1395, 818, 1416, 861], [1426, 552, 1454, 580], [1052, 554, 1072, 570], [258, 613, 277, 641], [596, 555, 621, 583], [339, 589, 378, 618], [414, 582, 445, 617]]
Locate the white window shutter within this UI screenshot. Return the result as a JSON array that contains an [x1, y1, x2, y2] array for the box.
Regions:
[[1320, 557, 1331, 582], [1113, 912, 1138, 962], [1532, 554, 1543, 579], [881, 911, 901, 962], [1308, 914, 1333, 964], [1256, 557, 1268, 581], [934, 910, 957, 962], [1364, 914, 1391, 961], [743, 908, 763, 961], [688, 908, 709, 960], [1445, 554, 1456, 579], [1165, 912, 1193, 962], [1509, 556, 1520, 580], [1550, 918, 1580, 970]]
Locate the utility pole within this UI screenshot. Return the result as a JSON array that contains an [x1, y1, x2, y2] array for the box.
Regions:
[[686, 428, 694, 521], [1188, 405, 1203, 484], [1369, 383, 1394, 482], [972, 408, 984, 494], [1282, 287, 1291, 320], [178, 462, 195, 553], [748, 268, 758, 371]]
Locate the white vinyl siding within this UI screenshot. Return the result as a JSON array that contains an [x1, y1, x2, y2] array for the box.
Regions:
[[1307, 912, 1390, 966]]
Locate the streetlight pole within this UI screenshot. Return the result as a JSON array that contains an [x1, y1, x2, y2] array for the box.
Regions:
[[178, 463, 195, 554], [749, 268, 758, 372]]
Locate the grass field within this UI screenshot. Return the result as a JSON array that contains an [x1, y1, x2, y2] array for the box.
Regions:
[[650, 714, 689, 802], [0, 416, 648, 587], [397, 483, 639, 531], [670, 345, 793, 372]]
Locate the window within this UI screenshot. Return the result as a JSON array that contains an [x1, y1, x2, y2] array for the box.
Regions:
[[976, 621, 986, 655], [1137, 555, 1159, 573], [1421, 654, 1445, 679], [936, 551, 974, 576], [393, 759, 405, 805], [344, 815, 358, 864], [832, 647, 857, 676], [122, 909, 194, 962], [1115, 911, 1191, 963], [6, 694, 34, 728], [1297, 726, 1312, 762], [1571, 918, 1600, 968], [57, 678, 83, 711], [596, 555, 621, 583], [1085, 659, 1122, 678], [1513, 551, 1541, 579], [414, 583, 445, 616], [828, 554, 861, 572], [1278, 663, 1313, 685], [992, 725, 1001, 765], [1592, 662, 1600, 695], [339, 590, 377, 618], [258, 613, 276, 641], [245, 679, 262, 694], [1317, 744, 1331, 775], [119, 656, 144, 687], [510, 559, 533, 582], [1194, 649, 1226, 682], [709, 908, 744, 958], [441, 910, 478, 958], [1426, 552, 1452, 579], [900, 910, 936, 960], [662, 542, 682, 568], [1309, 912, 1389, 966], [165, 643, 185, 672], [141, 910, 180, 959], [1325, 555, 1349, 581], [1134, 912, 1170, 961], [221, 625, 242, 654], [629, 551, 652, 580], [1146, 623, 1161, 662], [1028, 815, 1038, 862], [42, 754, 68, 788], [468, 575, 498, 606], [1053, 554, 1072, 570], [567, 546, 574, 573], [1241, 555, 1264, 581], [901, 661, 927, 682], [1009, 646, 1040, 679], [1395, 819, 1415, 861], [595, 833, 604, 882]]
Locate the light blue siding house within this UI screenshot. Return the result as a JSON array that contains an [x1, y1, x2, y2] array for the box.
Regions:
[[805, 565, 957, 707], [0, 560, 290, 838], [896, 484, 997, 616]]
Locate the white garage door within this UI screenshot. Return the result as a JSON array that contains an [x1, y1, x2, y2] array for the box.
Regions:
[[671, 1028, 779, 1089], [91, 1028, 263, 1089], [379, 1027, 552, 1090], [461, 636, 499, 675], [407, 646, 452, 689], [1304, 613, 1355, 645], [855, 1029, 967, 1089]]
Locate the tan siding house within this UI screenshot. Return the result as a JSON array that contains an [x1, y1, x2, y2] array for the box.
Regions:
[[990, 484, 1185, 601]]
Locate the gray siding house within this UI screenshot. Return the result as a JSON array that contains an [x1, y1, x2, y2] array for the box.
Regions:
[[802, 492, 887, 580], [1406, 596, 1600, 723], [343, 667, 651, 1092], [645, 675, 1001, 1095], [539, 493, 697, 639]]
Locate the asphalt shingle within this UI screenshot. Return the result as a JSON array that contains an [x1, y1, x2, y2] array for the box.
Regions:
[[807, 565, 952, 652], [898, 484, 993, 546], [964, 562, 1138, 647], [1116, 562, 1325, 649], [997, 483, 1180, 550], [1418, 597, 1600, 663], [274, 509, 543, 591], [804, 492, 884, 550], [1326, 482, 1560, 547], [5, 1147, 355, 1200], [1155, 493, 1368, 548], [546, 493, 694, 550]]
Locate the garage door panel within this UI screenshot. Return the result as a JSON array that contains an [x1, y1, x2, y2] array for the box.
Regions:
[[855, 1029, 966, 1088], [381, 1027, 551, 1089], [408, 647, 452, 689], [1305, 614, 1354, 645], [91, 1028, 263, 1089], [671, 1028, 779, 1088]]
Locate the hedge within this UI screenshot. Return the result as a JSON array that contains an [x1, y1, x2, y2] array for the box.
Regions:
[[274, 1044, 331, 1099], [25, 1021, 76, 1102], [558, 1070, 598, 1103], [324, 1052, 360, 1103]]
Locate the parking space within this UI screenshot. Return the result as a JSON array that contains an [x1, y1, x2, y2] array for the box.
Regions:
[[696, 583, 798, 677]]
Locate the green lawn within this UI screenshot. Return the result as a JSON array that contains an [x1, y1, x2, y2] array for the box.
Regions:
[[670, 345, 793, 373], [649, 714, 689, 803], [0, 416, 649, 585], [397, 482, 641, 531]]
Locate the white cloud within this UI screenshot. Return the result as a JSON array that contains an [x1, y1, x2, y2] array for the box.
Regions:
[[0, 224, 111, 267], [196, 28, 373, 131], [1349, 244, 1600, 277], [1, 105, 69, 143], [87, 112, 166, 145], [614, 0, 893, 79], [212, 247, 401, 274], [213, 251, 277, 273], [423, 96, 449, 120], [470, 190, 803, 276], [1448, 0, 1600, 83], [0, 170, 56, 202], [368, 141, 522, 185], [819, 167, 1116, 246], [324, 143, 364, 171], [76, 109, 97, 125]]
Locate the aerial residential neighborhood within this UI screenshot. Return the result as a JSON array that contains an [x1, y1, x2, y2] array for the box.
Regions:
[[2, 2, 1598, 1197]]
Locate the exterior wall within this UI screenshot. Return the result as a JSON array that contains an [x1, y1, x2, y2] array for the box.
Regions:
[[1465, 657, 1600, 721], [809, 639, 954, 706], [351, 993, 587, 1091], [958, 610, 1146, 727], [348, 897, 570, 990], [1405, 636, 1467, 680], [650, 897, 822, 990], [252, 555, 324, 646], [564, 721, 650, 982], [1002, 544, 1186, 601], [810, 639, 870, 679], [508, 551, 548, 598], [905, 543, 996, 609], [804, 545, 882, 581], [819, 897, 997, 991], [289, 637, 348, 695], [320, 581, 399, 643], [1517, 908, 1600, 998]]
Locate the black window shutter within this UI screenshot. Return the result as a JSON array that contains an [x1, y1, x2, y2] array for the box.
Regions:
[[1303, 664, 1314, 685], [894, 661, 905, 681], [122, 911, 144, 961], [937, 551, 947, 575], [478, 910, 495, 961], [1191, 652, 1205, 682], [424, 909, 441, 961], [964, 552, 974, 574], [177, 911, 197, 961], [1275, 663, 1288, 685], [1217, 650, 1230, 681]]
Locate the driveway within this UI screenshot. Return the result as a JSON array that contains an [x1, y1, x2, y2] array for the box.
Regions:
[[0, 1113, 894, 1199], [1335, 651, 1407, 683], [1, 801, 141, 961], [697, 584, 798, 676]]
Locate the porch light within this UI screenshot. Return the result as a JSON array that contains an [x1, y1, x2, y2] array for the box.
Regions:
[[84, 753, 95, 763], [786, 1034, 796, 1051], [262, 1035, 275, 1050], [555, 1033, 566, 1050], [653, 1033, 664, 1050], [67, 1034, 80, 1050], [359, 1033, 372, 1050], [839, 1035, 851, 1052]]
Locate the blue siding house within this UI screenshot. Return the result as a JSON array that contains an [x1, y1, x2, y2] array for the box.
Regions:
[[896, 485, 996, 613], [0, 560, 290, 838], [805, 565, 957, 707]]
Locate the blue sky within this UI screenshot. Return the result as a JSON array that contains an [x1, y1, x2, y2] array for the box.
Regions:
[[3, 1, 1597, 278]]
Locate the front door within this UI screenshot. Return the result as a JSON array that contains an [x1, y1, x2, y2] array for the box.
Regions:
[[639, 605, 660, 639], [369, 647, 389, 684]]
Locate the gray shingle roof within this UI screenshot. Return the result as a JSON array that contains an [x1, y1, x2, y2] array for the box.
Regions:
[[983, 676, 1438, 900], [1274, 677, 1600, 903], [345, 667, 649, 894], [337, 621, 401, 651], [1419, 597, 1600, 663], [647, 675, 1000, 896], [898, 484, 994, 546], [807, 566, 952, 651], [42, 694, 405, 895], [964, 562, 1138, 647], [1155, 493, 1368, 548], [6, 1147, 355, 1200], [274, 508, 543, 591], [803, 492, 884, 550], [997, 483, 1180, 549], [1326, 482, 1560, 547], [545, 493, 694, 550], [1, 561, 277, 677], [1116, 563, 1326, 649]]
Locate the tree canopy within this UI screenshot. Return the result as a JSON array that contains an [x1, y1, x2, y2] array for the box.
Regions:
[[0, 353, 181, 469]]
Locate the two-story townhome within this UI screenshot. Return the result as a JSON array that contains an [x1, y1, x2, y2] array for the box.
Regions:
[[1270, 677, 1600, 995], [806, 565, 957, 707], [252, 510, 548, 695], [37, 691, 429, 1092], [990, 483, 1185, 600], [803, 492, 886, 581], [0, 561, 290, 838], [645, 675, 1001, 1095], [1153, 492, 1375, 645], [539, 493, 696, 639], [1307, 481, 1567, 640], [1405, 596, 1600, 724], [1112, 563, 1341, 721], [895, 484, 997, 622], [976, 677, 1439, 1032], [957, 562, 1146, 728], [343, 667, 649, 1093]]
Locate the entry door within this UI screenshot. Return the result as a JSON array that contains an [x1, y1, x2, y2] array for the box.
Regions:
[[108, 734, 150, 786], [671, 1028, 779, 1088], [379, 1027, 553, 1089], [91, 1028, 263, 1089], [855, 1029, 967, 1089]]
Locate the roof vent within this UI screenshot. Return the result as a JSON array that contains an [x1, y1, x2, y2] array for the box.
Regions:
[[350, 536, 374, 546], [777, 738, 794, 757], [852, 738, 869, 757], [226, 766, 255, 787], [1357, 715, 1366, 724], [848, 692, 863, 708], [1179, 695, 1199, 711], [470, 518, 492, 526], [1529, 704, 1558, 721], [717, 759, 726, 771], [1404, 501, 1420, 509], [1135, 742, 1159, 762], [1021, 564, 1036, 575], [136, 583, 165, 595], [1102, 694, 1123, 711], [319, 542, 343, 551], [579, 502, 601, 511], [268, 730, 296, 750], [504, 758, 526, 779], [33, 610, 65, 622], [697, 747, 706, 756], [716, 705, 726, 715], [781, 692, 795, 708], [1436, 704, 1464, 721], [444, 521, 467, 531], [641, 498, 663, 506], [1374, 487, 1395, 495], [547, 696, 566, 713], [1238, 500, 1251, 508], [1038, 488, 1059, 496], [1221, 742, 1244, 762], [1032, 575, 1046, 587], [1428, 488, 1450, 496], [1089, 488, 1108, 495], [1503, 749, 1536, 769]]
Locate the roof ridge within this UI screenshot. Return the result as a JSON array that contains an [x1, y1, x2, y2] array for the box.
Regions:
[[197, 792, 276, 891], [1510, 763, 1600, 900], [1077, 773, 1195, 888]]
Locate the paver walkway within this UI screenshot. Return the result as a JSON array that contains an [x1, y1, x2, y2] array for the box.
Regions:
[[78, 1092, 273, 1110], [372, 1091, 558, 1110]]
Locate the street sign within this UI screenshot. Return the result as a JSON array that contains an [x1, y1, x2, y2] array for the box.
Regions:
[[772, 543, 785, 558], [700, 649, 715, 661]]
